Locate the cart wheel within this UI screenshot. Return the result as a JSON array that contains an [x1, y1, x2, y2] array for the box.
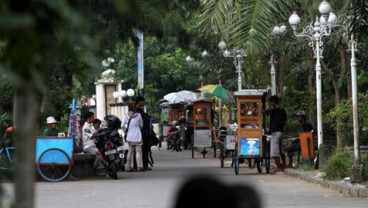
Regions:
[[213, 144, 217, 158], [235, 157, 239, 175], [248, 159, 253, 169], [37, 148, 71, 182], [234, 144, 239, 175], [256, 159, 263, 173], [265, 157, 271, 174]]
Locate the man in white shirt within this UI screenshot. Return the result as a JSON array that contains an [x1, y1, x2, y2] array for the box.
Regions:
[[82, 112, 104, 172]]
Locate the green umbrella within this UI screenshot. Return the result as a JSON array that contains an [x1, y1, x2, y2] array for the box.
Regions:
[[198, 84, 234, 102]]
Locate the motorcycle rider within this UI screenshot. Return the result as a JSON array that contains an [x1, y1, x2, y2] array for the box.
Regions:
[[167, 120, 178, 150], [82, 112, 105, 174]]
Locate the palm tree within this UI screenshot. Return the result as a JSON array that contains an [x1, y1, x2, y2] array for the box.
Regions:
[[197, 0, 296, 55], [347, 0, 368, 37]]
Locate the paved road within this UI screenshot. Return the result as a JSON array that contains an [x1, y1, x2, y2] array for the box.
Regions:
[[1, 145, 368, 208]]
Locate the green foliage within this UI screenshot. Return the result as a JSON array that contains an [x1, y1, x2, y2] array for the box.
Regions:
[[283, 120, 301, 137], [197, 0, 296, 55], [325, 93, 368, 146], [57, 113, 70, 133], [0, 75, 14, 136], [322, 150, 354, 180], [323, 150, 368, 181], [362, 155, 368, 180]]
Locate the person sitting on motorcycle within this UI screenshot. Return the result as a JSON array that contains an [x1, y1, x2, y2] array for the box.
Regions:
[[82, 112, 105, 174], [213, 126, 227, 157], [167, 120, 178, 150]]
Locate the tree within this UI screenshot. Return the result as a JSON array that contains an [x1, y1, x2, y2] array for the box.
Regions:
[[197, 0, 297, 55], [0, 1, 98, 207]]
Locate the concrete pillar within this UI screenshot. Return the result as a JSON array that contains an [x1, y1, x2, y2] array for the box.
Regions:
[[95, 82, 106, 120]]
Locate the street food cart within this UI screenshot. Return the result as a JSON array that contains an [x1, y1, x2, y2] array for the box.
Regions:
[[233, 89, 270, 174], [169, 103, 186, 122], [192, 98, 213, 158], [159, 101, 170, 145]]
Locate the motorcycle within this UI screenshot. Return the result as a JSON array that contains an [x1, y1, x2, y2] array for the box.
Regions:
[[94, 115, 125, 179]]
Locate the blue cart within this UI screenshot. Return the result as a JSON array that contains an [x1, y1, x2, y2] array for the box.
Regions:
[[36, 137, 74, 182]]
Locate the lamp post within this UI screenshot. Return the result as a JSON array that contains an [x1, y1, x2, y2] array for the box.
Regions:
[[186, 52, 209, 98], [270, 25, 287, 96], [112, 88, 135, 119], [200, 49, 224, 127], [218, 41, 246, 92], [288, 0, 337, 149], [348, 34, 363, 182]]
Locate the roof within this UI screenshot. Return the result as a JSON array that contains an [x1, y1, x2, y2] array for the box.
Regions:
[[234, 89, 269, 97], [192, 97, 213, 103]]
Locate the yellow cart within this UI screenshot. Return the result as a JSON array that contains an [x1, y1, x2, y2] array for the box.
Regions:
[[233, 90, 271, 174]]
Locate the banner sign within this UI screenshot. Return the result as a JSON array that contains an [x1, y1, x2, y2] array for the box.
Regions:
[[240, 137, 260, 156], [137, 30, 144, 89]]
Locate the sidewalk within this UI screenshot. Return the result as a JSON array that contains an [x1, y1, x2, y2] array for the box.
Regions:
[[284, 168, 368, 197], [199, 146, 368, 197]]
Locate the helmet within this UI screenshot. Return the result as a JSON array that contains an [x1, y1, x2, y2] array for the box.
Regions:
[[295, 110, 306, 116], [104, 115, 122, 130], [172, 120, 178, 126], [178, 116, 187, 124]]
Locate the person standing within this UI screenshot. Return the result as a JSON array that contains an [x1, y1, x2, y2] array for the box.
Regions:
[[82, 112, 104, 173], [266, 95, 287, 174], [121, 102, 143, 171], [135, 95, 152, 170], [42, 116, 60, 136]]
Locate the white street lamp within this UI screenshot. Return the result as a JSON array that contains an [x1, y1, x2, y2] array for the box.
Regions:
[[127, 89, 135, 97], [270, 24, 287, 96], [218, 40, 227, 51], [201, 50, 209, 58], [288, 0, 336, 149], [113, 91, 120, 99], [218, 41, 246, 91], [119, 90, 127, 98], [185, 56, 193, 62]]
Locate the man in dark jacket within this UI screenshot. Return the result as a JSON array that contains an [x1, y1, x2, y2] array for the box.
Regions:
[[135, 95, 152, 170]]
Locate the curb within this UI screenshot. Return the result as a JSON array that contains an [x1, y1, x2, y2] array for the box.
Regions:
[[284, 169, 368, 197]]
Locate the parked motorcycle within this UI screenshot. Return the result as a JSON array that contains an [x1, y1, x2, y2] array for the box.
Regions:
[[94, 115, 125, 179]]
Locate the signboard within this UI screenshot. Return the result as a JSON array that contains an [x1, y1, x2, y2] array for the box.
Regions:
[[240, 137, 260, 156], [137, 30, 144, 89], [225, 135, 236, 150], [194, 129, 211, 147]]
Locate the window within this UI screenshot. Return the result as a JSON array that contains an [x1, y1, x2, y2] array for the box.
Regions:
[[239, 102, 260, 129]]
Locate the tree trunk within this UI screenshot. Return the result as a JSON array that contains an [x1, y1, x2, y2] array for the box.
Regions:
[[321, 60, 343, 149], [332, 80, 343, 149], [13, 86, 38, 208]]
